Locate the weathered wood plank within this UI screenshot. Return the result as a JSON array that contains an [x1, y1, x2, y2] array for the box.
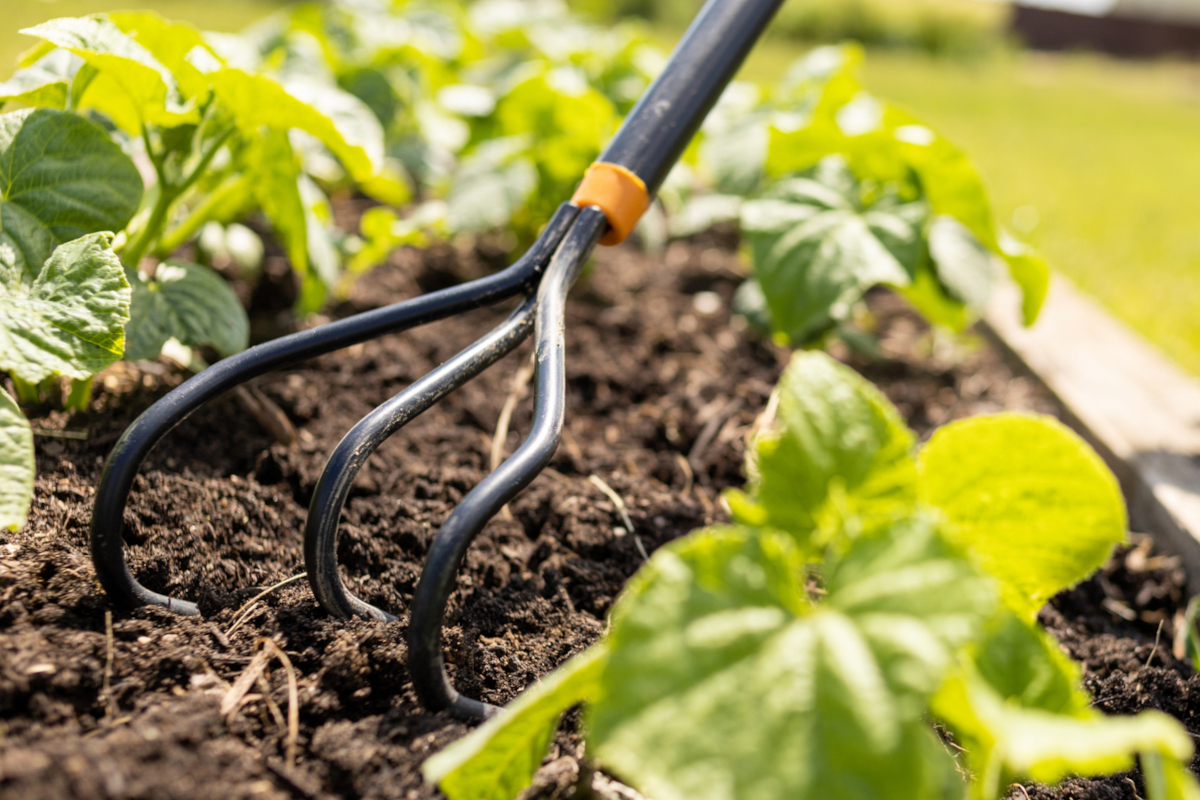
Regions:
[[985, 275, 1200, 589]]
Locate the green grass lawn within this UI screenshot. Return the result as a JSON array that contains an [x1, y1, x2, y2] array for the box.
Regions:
[[0, 0, 284, 74], [735, 35, 1200, 375]]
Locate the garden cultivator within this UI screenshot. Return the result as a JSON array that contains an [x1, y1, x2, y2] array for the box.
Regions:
[[90, 0, 783, 720]]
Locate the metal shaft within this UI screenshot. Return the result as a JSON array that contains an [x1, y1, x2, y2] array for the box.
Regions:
[[407, 207, 607, 719], [303, 296, 539, 622]]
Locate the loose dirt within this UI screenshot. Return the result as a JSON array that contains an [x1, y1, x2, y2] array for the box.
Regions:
[[0, 236, 1192, 800]]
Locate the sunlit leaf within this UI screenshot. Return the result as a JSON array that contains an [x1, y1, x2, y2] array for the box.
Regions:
[[424, 647, 607, 800], [20, 15, 198, 131], [209, 68, 383, 180], [728, 350, 916, 554], [588, 519, 991, 800], [0, 389, 34, 532], [108, 11, 218, 99], [918, 414, 1126, 619]]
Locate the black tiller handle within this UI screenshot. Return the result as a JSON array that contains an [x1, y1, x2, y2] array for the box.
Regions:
[[598, 0, 785, 196]]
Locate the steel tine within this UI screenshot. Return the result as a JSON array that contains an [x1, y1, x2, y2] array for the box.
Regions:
[[89, 203, 581, 614], [304, 294, 539, 622], [407, 206, 608, 720]]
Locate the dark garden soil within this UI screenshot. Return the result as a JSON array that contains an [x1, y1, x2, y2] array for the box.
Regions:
[[0, 235, 1194, 800]]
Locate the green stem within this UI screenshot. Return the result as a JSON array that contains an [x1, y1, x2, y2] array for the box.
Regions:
[[176, 127, 236, 199], [122, 183, 177, 268], [10, 376, 40, 405], [126, 127, 237, 265], [124, 126, 175, 268], [155, 173, 253, 257], [65, 376, 93, 413]]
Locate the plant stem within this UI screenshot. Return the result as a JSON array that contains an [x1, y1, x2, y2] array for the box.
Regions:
[[65, 377, 93, 412], [122, 183, 177, 268], [129, 127, 238, 265], [155, 173, 253, 257], [10, 376, 41, 405], [176, 127, 235, 198], [124, 126, 175, 268]]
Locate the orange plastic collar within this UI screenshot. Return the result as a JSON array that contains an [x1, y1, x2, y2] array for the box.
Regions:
[[570, 162, 650, 246]]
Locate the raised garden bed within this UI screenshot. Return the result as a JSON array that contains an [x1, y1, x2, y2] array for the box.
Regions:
[[0, 238, 1194, 800]]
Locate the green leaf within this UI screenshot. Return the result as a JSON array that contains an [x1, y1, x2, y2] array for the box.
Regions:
[[124, 260, 248, 362], [0, 389, 34, 532], [493, 70, 617, 192], [0, 108, 143, 272], [588, 518, 991, 800], [999, 232, 1051, 326], [669, 194, 743, 240], [927, 215, 995, 310], [208, 68, 383, 181], [698, 83, 768, 196], [763, 54, 1047, 327], [0, 51, 73, 110], [741, 157, 926, 345], [251, 130, 308, 277], [348, 206, 435, 274], [896, 258, 969, 332], [0, 232, 131, 384], [424, 647, 607, 800], [1144, 751, 1200, 800], [970, 611, 1090, 718], [107, 11, 217, 99], [19, 15, 198, 132], [728, 351, 916, 555], [446, 137, 537, 234], [936, 668, 1192, 800], [917, 414, 1127, 619], [298, 174, 340, 291]]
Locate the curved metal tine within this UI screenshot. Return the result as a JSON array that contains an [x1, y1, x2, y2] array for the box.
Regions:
[[407, 206, 608, 721], [304, 294, 538, 622], [89, 203, 581, 615]]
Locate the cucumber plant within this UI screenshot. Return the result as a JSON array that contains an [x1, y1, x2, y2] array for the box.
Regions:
[[671, 44, 1049, 347], [0, 10, 385, 530], [423, 352, 1199, 800]]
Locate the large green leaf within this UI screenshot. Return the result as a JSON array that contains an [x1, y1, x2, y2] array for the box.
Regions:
[[208, 68, 383, 181], [0, 108, 143, 272], [727, 351, 916, 555], [740, 157, 926, 345], [0, 389, 34, 532], [19, 15, 198, 132], [936, 603, 1195, 800], [917, 414, 1126, 619], [0, 232, 130, 383], [587, 519, 992, 800], [424, 647, 607, 800], [124, 260, 248, 362]]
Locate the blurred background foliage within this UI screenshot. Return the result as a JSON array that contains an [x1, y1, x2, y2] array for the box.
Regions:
[[2, 0, 1198, 374]]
